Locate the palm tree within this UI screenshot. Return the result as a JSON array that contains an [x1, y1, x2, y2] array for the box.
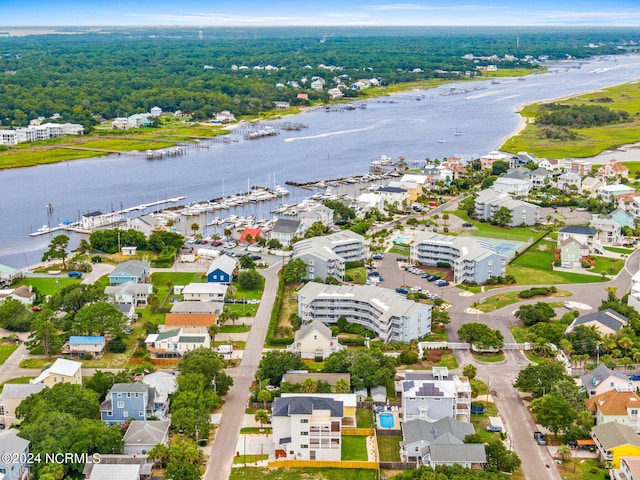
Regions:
[[433, 214, 440, 227], [442, 213, 449, 228], [254, 409, 269, 429], [218, 310, 229, 327], [257, 389, 272, 409], [229, 311, 240, 326], [208, 324, 220, 343], [223, 227, 233, 239], [190, 222, 199, 236]]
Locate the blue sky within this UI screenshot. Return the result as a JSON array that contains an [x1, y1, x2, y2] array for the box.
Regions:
[[3, 1, 640, 27]]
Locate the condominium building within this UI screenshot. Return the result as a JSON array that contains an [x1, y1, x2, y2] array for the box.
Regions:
[[411, 232, 506, 284], [474, 188, 539, 226], [297, 282, 431, 343]]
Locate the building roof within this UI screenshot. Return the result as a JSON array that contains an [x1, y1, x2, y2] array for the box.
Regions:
[[402, 417, 475, 445], [531, 167, 550, 176], [31, 358, 82, 384], [429, 443, 487, 464], [621, 457, 640, 478], [155, 329, 182, 341], [378, 186, 407, 194], [170, 301, 222, 314], [165, 313, 217, 327], [109, 260, 150, 278], [123, 420, 170, 446], [571, 308, 628, 333], [206, 254, 236, 276], [586, 389, 640, 416], [84, 463, 141, 480], [69, 335, 105, 345], [0, 429, 30, 458], [1, 383, 46, 399], [294, 319, 332, 343], [11, 285, 34, 299], [580, 364, 629, 391], [271, 218, 302, 234], [592, 422, 640, 450], [182, 283, 228, 295], [110, 383, 150, 393], [105, 281, 152, 297], [559, 225, 598, 235], [142, 371, 177, 404], [272, 395, 343, 418]]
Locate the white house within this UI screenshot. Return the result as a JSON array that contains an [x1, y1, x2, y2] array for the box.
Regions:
[[149, 106, 163, 117], [105, 281, 153, 306], [493, 171, 532, 196], [181, 283, 228, 302], [286, 319, 343, 359], [145, 328, 211, 358], [628, 270, 640, 311], [598, 184, 636, 203], [581, 364, 634, 398], [557, 171, 582, 192]]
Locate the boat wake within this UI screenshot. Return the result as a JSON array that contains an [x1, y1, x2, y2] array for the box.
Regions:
[[284, 120, 394, 142]]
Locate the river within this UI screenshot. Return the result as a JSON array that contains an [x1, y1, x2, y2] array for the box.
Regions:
[[3, 54, 640, 269]]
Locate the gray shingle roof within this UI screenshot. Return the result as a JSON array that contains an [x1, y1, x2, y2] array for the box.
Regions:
[[272, 396, 343, 418], [272, 218, 302, 234], [559, 225, 597, 235], [580, 364, 629, 390], [592, 422, 640, 450], [429, 443, 486, 464], [123, 420, 170, 446], [110, 260, 150, 278], [402, 417, 475, 445], [573, 308, 628, 333]]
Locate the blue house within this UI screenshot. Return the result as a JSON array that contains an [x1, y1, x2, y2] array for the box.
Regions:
[[607, 208, 634, 229], [206, 255, 236, 284], [100, 383, 156, 425], [0, 429, 30, 480], [108, 260, 150, 285]]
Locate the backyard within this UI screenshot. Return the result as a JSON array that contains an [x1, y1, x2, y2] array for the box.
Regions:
[[377, 435, 402, 462], [341, 436, 369, 461], [229, 468, 377, 480]]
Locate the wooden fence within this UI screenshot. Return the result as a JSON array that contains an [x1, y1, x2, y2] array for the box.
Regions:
[[379, 461, 414, 470], [342, 428, 374, 436], [268, 459, 378, 470]]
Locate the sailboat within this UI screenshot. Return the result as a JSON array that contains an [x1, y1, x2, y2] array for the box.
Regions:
[[46, 202, 53, 214]]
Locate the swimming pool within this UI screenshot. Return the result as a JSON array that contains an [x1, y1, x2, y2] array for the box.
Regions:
[[379, 413, 395, 429], [393, 237, 411, 245]]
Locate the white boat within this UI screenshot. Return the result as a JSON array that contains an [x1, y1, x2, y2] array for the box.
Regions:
[[274, 185, 290, 196], [438, 138, 445, 143], [454, 131, 462, 136]]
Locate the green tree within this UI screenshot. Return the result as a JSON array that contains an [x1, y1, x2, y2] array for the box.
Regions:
[[256, 351, 305, 386], [72, 301, 125, 335], [27, 315, 61, 357], [302, 378, 318, 393], [514, 361, 569, 398], [237, 269, 263, 290], [515, 303, 555, 326], [267, 238, 282, 250], [484, 440, 521, 472], [257, 389, 272, 409], [324, 349, 396, 390], [42, 234, 70, 269], [462, 364, 477, 380], [565, 325, 602, 356], [208, 323, 220, 343], [334, 378, 350, 393], [147, 231, 184, 252], [491, 160, 510, 176], [457, 322, 504, 350], [16, 383, 101, 424], [254, 409, 269, 429], [84, 370, 132, 400], [178, 348, 233, 394], [532, 393, 576, 436], [282, 257, 307, 284], [0, 298, 33, 331], [190, 222, 200, 236], [557, 445, 572, 462], [493, 206, 513, 226], [239, 254, 256, 269]]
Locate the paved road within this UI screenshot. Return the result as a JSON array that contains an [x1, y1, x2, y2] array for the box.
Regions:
[[203, 262, 280, 480]]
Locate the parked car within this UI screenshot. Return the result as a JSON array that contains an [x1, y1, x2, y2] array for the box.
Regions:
[[486, 425, 502, 433], [372, 254, 384, 260], [462, 223, 473, 228], [395, 287, 410, 294], [567, 441, 579, 449], [629, 374, 640, 381], [212, 241, 223, 247], [67, 271, 82, 278], [251, 255, 262, 260], [534, 431, 546, 445], [435, 280, 449, 287]]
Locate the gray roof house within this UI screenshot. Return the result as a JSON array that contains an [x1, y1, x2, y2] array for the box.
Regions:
[[269, 218, 305, 246], [82, 455, 153, 480], [371, 385, 387, 403], [529, 167, 552, 189], [0, 383, 46, 426], [105, 281, 153, 306], [493, 171, 532, 196], [580, 364, 633, 397], [567, 308, 628, 336], [286, 319, 343, 359], [123, 420, 170, 454], [108, 260, 151, 285], [0, 429, 31, 480], [170, 301, 222, 314], [142, 371, 178, 406], [474, 188, 539, 226], [401, 417, 485, 467]]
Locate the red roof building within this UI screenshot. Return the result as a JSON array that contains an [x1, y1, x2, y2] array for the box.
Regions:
[[240, 228, 262, 243]]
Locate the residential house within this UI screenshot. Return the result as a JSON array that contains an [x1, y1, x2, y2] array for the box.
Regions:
[[421, 165, 453, 187], [121, 246, 137, 256], [510, 151, 537, 169], [628, 270, 640, 311], [127, 114, 151, 128], [580, 364, 634, 397], [79, 210, 115, 229], [292, 231, 369, 282], [557, 225, 600, 256], [7, 285, 35, 305], [83, 455, 153, 480], [398, 370, 472, 423], [567, 308, 628, 336], [599, 184, 636, 203], [479, 151, 510, 170], [0, 429, 30, 480], [597, 159, 629, 181], [537, 157, 563, 172], [0, 264, 20, 287], [582, 177, 605, 194], [112, 117, 131, 130], [298, 283, 432, 343], [606, 208, 635, 229], [0, 383, 46, 426], [170, 301, 222, 315], [149, 106, 163, 117], [269, 219, 305, 246], [590, 214, 623, 245], [31, 358, 82, 387], [142, 371, 177, 409], [611, 456, 640, 480], [297, 204, 335, 230], [118, 303, 136, 320], [352, 192, 388, 216], [493, 171, 532, 196], [557, 237, 590, 268], [214, 110, 236, 123], [327, 88, 343, 99], [281, 393, 356, 426], [126, 214, 165, 237], [387, 180, 421, 203], [61, 336, 106, 358], [371, 386, 387, 403], [123, 420, 170, 455], [529, 167, 552, 189], [556, 171, 582, 192], [105, 281, 153, 306], [272, 395, 343, 461], [100, 383, 158, 425], [592, 422, 640, 468], [161, 313, 218, 332], [400, 174, 429, 186], [286, 319, 344, 359], [474, 188, 539, 226], [281, 372, 350, 390], [411, 232, 507, 284], [145, 328, 210, 358], [401, 417, 485, 468], [586, 388, 640, 432], [310, 78, 325, 90], [206, 255, 236, 284], [571, 160, 593, 176], [376, 186, 409, 209], [108, 260, 150, 285], [239, 227, 262, 244], [181, 282, 227, 302]]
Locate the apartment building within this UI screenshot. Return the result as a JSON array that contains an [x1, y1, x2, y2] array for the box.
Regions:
[[474, 188, 539, 226]]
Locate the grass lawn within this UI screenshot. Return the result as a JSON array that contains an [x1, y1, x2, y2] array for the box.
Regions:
[[510, 325, 529, 344], [476, 289, 571, 313], [0, 345, 18, 365], [341, 436, 369, 461], [604, 245, 635, 254], [437, 353, 459, 369], [230, 468, 378, 480], [556, 458, 606, 480], [377, 434, 402, 462], [17, 276, 81, 296], [356, 408, 374, 428], [239, 428, 272, 435], [0, 376, 34, 387], [219, 325, 251, 333], [388, 246, 410, 257], [591, 256, 625, 276], [472, 352, 505, 363], [345, 267, 367, 284], [151, 272, 205, 301], [233, 454, 269, 464], [20, 358, 50, 368], [421, 323, 448, 342], [453, 210, 549, 242], [303, 360, 325, 372], [470, 400, 501, 442]]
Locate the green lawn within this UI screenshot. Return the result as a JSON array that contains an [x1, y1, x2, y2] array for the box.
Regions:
[[510, 325, 529, 344], [356, 408, 374, 428], [0, 376, 34, 388], [230, 468, 377, 480], [345, 267, 367, 284], [341, 436, 369, 461], [472, 352, 505, 363], [604, 245, 635, 254], [437, 353, 459, 369], [556, 458, 606, 480], [239, 428, 272, 435], [219, 325, 251, 333], [470, 400, 500, 442], [151, 272, 205, 300], [591, 256, 625, 276], [377, 434, 402, 462], [0, 344, 18, 365], [17, 276, 81, 296], [452, 210, 549, 242], [476, 289, 571, 313], [233, 454, 269, 465]]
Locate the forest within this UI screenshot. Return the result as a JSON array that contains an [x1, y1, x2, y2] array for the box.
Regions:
[[0, 26, 638, 129]]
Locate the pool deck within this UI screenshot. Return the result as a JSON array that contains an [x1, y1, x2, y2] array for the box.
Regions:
[[375, 410, 401, 431]]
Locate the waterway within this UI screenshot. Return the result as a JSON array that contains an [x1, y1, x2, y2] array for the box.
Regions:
[[3, 54, 640, 269]]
